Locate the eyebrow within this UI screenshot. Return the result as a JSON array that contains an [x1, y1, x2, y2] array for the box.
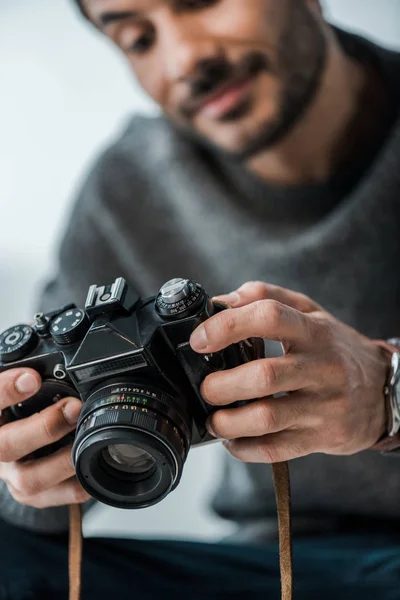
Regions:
[[99, 11, 139, 27]]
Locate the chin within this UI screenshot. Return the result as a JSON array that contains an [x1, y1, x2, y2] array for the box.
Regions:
[[198, 117, 277, 158], [195, 94, 280, 158]]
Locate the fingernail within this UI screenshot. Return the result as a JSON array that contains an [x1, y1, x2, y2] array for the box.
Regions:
[[15, 373, 40, 395], [224, 292, 240, 306], [213, 292, 240, 307], [190, 327, 208, 351], [200, 382, 209, 403], [206, 418, 218, 438], [63, 400, 82, 425]]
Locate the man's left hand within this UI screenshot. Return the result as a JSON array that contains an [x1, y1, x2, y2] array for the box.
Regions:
[[189, 281, 389, 463]]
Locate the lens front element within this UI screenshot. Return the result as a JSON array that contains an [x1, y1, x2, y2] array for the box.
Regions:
[[102, 444, 156, 475], [72, 382, 191, 509]]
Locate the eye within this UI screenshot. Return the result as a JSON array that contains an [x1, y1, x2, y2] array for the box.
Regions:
[[178, 0, 218, 10], [128, 30, 155, 55]]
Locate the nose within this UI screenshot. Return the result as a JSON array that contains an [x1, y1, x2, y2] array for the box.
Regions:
[[157, 12, 220, 83]]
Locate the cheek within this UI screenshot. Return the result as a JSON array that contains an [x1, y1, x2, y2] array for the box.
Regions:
[[207, 0, 277, 51], [132, 60, 169, 109]]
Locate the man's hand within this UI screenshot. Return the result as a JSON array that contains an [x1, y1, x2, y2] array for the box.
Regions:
[[0, 369, 91, 508], [190, 281, 389, 463]]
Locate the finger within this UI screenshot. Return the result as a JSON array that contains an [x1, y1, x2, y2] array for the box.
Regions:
[[206, 394, 318, 440], [223, 428, 321, 463], [214, 281, 322, 313], [6, 476, 91, 509], [190, 300, 311, 353], [1, 444, 76, 496], [0, 397, 82, 462], [201, 354, 313, 406], [0, 369, 42, 412]]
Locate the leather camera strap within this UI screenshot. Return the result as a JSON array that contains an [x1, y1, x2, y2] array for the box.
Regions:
[[272, 461, 293, 600], [69, 504, 83, 600], [68, 462, 293, 600]]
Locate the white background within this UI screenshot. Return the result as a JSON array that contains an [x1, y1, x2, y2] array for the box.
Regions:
[[0, 0, 399, 540]]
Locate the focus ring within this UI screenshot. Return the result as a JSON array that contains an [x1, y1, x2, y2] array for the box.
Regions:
[[76, 402, 187, 463]]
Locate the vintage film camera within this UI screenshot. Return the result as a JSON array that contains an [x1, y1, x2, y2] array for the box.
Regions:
[[0, 278, 264, 509]]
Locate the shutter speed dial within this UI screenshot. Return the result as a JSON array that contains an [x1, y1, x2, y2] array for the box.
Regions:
[[155, 279, 204, 319], [0, 325, 38, 363], [50, 308, 90, 345]]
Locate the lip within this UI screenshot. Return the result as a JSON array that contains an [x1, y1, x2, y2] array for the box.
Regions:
[[197, 75, 254, 121]]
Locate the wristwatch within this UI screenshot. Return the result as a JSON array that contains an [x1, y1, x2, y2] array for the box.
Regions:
[[372, 338, 400, 454]]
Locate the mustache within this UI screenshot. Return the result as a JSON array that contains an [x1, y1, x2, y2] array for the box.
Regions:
[[179, 52, 270, 120]]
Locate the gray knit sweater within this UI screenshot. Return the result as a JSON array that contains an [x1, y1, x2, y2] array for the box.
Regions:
[[1, 30, 400, 537]]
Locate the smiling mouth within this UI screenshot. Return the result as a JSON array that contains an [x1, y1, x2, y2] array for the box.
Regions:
[[197, 75, 255, 121]]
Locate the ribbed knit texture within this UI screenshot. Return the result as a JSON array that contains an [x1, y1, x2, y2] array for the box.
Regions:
[[1, 30, 399, 535]]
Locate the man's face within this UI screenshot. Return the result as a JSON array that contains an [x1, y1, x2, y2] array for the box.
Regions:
[[83, 0, 327, 158]]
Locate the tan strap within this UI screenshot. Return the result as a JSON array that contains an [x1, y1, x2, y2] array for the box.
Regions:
[[68, 466, 293, 600], [69, 504, 83, 600], [273, 461, 293, 600]]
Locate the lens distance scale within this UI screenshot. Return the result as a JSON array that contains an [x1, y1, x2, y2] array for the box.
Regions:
[[0, 325, 37, 363], [0, 275, 265, 509]]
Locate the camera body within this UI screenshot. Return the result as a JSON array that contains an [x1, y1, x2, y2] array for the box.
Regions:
[[0, 278, 264, 509]]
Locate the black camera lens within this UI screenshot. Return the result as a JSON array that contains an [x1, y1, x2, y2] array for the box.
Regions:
[[101, 444, 156, 475], [72, 382, 192, 509]]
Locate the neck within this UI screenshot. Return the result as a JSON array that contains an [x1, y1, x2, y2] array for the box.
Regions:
[[247, 28, 381, 187]]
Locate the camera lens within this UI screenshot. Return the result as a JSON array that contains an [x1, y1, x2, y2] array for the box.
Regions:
[[72, 381, 192, 509], [102, 444, 156, 475]]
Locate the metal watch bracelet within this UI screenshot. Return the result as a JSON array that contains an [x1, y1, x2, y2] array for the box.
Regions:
[[372, 338, 400, 454]]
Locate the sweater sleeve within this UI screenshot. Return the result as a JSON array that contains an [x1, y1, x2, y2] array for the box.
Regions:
[[0, 479, 97, 534], [0, 145, 136, 533]]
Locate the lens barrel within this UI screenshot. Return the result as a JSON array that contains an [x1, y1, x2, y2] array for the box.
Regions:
[[72, 382, 192, 509]]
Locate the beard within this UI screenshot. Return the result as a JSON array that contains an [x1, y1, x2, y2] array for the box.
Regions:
[[236, 1, 328, 160], [170, 0, 328, 161]]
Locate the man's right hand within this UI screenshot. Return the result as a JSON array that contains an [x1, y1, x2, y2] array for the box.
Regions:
[[0, 369, 91, 508]]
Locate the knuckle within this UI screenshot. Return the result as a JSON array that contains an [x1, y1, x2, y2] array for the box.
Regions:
[[256, 401, 277, 432], [248, 281, 268, 298], [0, 380, 18, 411], [39, 407, 68, 443], [10, 466, 35, 496], [258, 443, 278, 464], [70, 482, 90, 504], [296, 293, 314, 312], [0, 433, 14, 463], [330, 353, 349, 383], [60, 449, 74, 477], [314, 318, 336, 343], [40, 416, 55, 444], [257, 360, 279, 392], [7, 486, 29, 505], [257, 300, 283, 329]]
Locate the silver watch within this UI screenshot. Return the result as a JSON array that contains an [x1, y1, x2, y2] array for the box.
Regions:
[[386, 339, 400, 437]]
